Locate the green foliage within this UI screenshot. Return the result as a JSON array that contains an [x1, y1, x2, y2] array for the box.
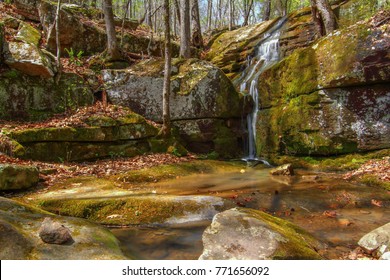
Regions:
[[65, 48, 84, 66]]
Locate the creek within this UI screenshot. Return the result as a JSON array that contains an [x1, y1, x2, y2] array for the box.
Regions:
[[110, 167, 390, 260]]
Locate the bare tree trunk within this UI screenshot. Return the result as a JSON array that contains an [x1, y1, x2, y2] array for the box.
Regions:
[[180, 0, 191, 58], [314, 0, 338, 34], [103, 0, 122, 61], [191, 0, 203, 48], [55, 0, 62, 84], [228, 0, 233, 30], [207, 0, 212, 31], [162, 0, 171, 137], [243, 0, 253, 26], [263, 0, 271, 21], [310, 0, 325, 36]]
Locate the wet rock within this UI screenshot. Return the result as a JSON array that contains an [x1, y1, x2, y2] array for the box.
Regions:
[[0, 220, 34, 260], [0, 197, 125, 260], [0, 164, 39, 191], [269, 164, 294, 176], [39, 217, 73, 245], [199, 208, 323, 260], [358, 222, 390, 258]]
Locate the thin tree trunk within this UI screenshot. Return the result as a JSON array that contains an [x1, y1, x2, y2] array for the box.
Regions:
[[228, 0, 233, 30], [207, 0, 212, 31], [55, 0, 62, 84], [191, 0, 203, 48], [162, 0, 171, 137], [263, 0, 271, 21], [243, 0, 253, 26], [179, 0, 191, 58], [103, 0, 122, 61]]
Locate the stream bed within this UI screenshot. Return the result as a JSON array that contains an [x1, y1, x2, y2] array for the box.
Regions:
[[110, 167, 390, 260]]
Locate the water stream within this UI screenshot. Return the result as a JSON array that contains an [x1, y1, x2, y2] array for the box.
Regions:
[[111, 168, 390, 260], [236, 18, 286, 160]]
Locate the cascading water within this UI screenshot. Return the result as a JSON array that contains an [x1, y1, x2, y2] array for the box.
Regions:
[[237, 19, 286, 161]]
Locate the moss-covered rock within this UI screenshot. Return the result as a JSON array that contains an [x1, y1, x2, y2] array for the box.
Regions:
[[199, 208, 324, 260], [103, 58, 244, 158], [5, 113, 158, 162], [257, 16, 390, 157], [25, 175, 230, 226], [0, 197, 126, 259], [0, 69, 93, 121], [39, 1, 107, 55], [3, 22, 56, 78], [0, 164, 39, 191]]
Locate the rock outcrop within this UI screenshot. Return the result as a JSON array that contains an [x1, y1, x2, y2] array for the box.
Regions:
[[14, 0, 41, 21], [0, 69, 93, 121], [205, 9, 318, 79], [0, 197, 125, 260], [0, 164, 39, 191], [104, 58, 244, 157], [4, 111, 158, 162], [257, 14, 390, 157], [199, 208, 323, 260], [39, 1, 107, 55]]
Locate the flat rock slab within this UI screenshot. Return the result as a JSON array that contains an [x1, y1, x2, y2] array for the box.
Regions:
[[0, 164, 39, 190], [199, 208, 323, 260]]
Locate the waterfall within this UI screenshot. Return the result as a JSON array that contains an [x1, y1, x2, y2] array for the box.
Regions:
[[238, 19, 286, 161]]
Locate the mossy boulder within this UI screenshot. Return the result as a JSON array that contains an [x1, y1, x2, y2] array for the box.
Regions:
[[5, 113, 158, 162], [199, 208, 324, 260], [257, 16, 390, 157], [103, 58, 243, 157], [0, 164, 39, 191], [39, 1, 107, 55], [0, 69, 93, 121], [3, 22, 56, 78], [104, 58, 241, 122], [0, 197, 126, 259]]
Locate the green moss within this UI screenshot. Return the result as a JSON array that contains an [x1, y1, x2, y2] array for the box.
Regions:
[[15, 23, 41, 46], [270, 149, 390, 171], [36, 196, 205, 225], [240, 208, 323, 260], [359, 175, 390, 191]]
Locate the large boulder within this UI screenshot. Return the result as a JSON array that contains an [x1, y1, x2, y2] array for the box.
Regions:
[[257, 15, 390, 157], [199, 208, 323, 260], [103, 59, 244, 157], [0, 164, 39, 191], [3, 22, 56, 78], [38, 1, 106, 55], [0, 69, 93, 121], [0, 197, 125, 260]]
